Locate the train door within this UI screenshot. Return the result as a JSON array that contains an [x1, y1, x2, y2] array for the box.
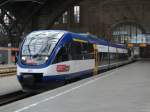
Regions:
[[93, 44, 99, 75]]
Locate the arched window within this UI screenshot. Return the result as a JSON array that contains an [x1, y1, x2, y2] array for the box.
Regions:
[[112, 23, 145, 44]]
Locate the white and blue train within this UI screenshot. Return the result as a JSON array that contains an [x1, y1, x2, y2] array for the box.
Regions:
[[17, 30, 133, 91]]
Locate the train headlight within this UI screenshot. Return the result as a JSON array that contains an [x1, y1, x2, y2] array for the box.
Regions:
[[45, 57, 49, 61], [22, 56, 26, 61]]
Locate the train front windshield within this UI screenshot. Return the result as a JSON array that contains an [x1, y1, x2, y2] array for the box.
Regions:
[[21, 31, 64, 65]]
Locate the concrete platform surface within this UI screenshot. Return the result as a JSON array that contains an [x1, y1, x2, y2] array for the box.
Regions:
[[0, 61, 150, 112], [0, 75, 22, 96]]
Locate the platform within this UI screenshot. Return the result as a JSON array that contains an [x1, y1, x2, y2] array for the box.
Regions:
[[0, 75, 22, 96], [0, 61, 150, 112], [0, 64, 20, 96]]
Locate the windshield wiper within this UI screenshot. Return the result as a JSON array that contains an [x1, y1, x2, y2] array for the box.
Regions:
[[27, 37, 35, 57], [27, 44, 31, 57]]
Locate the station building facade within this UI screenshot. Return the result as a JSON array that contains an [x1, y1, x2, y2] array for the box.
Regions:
[[51, 0, 150, 58]]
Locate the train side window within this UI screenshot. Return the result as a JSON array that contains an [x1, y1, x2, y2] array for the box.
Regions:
[[69, 41, 82, 60], [81, 43, 88, 54], [81, 43, 94, 59], [88, 43, 94, 59], [68, 41, 94, 60], [109, 53, 116, 64], [102, 52, 109, 65], [89, 44, 94, 52]]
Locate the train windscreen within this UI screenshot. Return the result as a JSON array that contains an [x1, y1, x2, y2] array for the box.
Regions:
[[21, 31, 64, 65]]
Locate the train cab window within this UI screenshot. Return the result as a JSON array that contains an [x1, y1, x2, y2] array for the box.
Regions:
[[53, 43, 69, 64]]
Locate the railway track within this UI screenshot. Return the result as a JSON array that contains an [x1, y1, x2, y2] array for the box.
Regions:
[[0, 91, 35, 106]]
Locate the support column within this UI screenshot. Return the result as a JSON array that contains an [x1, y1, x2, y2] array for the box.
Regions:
[[8, 43, 12, 64]]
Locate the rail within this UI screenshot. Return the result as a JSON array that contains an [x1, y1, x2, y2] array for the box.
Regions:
[[0, 91, 36, 106]]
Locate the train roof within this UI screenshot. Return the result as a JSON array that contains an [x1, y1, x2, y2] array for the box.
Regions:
[[30, 30, 126, 49], [68, 32, 126, 49]]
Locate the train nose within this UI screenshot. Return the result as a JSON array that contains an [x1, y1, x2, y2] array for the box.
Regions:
[[21, 73, 43, 83], [18, 73, 66, 92], [22, 74, 34, 85], [18, 73, 49, 92]]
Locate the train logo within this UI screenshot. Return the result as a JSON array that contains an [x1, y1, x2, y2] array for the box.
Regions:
[[56, 64, 70, 72]]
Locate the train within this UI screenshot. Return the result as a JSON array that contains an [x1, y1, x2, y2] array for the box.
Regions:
[[17, 30, 134, 92]]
